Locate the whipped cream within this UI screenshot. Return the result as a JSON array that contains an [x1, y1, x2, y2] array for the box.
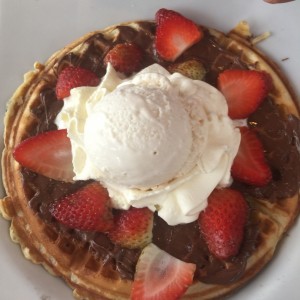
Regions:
[[55, 63, 241, 225]]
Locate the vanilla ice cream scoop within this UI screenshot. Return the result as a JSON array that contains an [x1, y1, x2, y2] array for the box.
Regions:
[[55, 63, 240, 225], [84, 76, 192, 187]]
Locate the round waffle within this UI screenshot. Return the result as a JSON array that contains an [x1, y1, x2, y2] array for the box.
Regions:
[[1, 18, 299, 300]]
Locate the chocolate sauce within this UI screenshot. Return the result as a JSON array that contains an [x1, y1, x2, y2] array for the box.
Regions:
[[233, 99, 300, 200], [21, 22, 300, 284]]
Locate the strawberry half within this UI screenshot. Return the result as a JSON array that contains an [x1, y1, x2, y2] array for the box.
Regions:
[[104, 43, 143, 75], [50, 182, 113, 232], [198, 188, 248, 260], [232, 126, 272, 186], [154, 9, 203, 62], [131, 243, 196, 300], [217, 69, 271, 119], [55, 66, 100, 100], [108, 207, 153, 249], [168, 58, 206, 80], [13, 129, 74, 182]]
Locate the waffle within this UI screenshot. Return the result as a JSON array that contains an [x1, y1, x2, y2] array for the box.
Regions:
[[1, 19, 300, 300]]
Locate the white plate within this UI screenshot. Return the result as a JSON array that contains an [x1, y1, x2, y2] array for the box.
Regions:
[[0, 0, 299, 299]]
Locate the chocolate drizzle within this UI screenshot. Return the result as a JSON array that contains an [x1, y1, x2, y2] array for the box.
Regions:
[[20, 22, 300, 284]]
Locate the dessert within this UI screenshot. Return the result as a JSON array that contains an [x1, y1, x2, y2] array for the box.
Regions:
[[1, 8, 300, 300]]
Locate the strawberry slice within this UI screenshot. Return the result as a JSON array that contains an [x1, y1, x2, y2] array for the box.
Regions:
[[13, 129, 74, 182], [104, 43, 143, 75], [131, 243, 196, 300], [232, 126, 272, 186], [108, 207, 153, 249], [217, 69, 271, 119], [198, 188, 248, 260], [55, 66, 100, 100], [154, 9, 203, 62], [50, 182, 113, 232]]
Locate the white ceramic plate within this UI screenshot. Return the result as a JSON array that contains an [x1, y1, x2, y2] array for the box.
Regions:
[[0, 0, 299, 299]]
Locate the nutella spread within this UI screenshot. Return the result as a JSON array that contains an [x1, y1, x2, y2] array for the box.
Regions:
[[20, 22, 300, 285], [234, 99, 300, 200]]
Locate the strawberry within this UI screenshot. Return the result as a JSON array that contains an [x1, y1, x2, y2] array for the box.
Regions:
[[13, 129, 74, 182], [104, 43, 143, 75], [217, 69, 271, 119], [131, 243, 196, 300], [154, 9, 203, 62], [50, 182, 113, 232], [55, 66, 100, 100], [107, 207, 153, 249], [232, 126, 272, 186], [198, 188, 248, 260], [168, 59, 206, 80]]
